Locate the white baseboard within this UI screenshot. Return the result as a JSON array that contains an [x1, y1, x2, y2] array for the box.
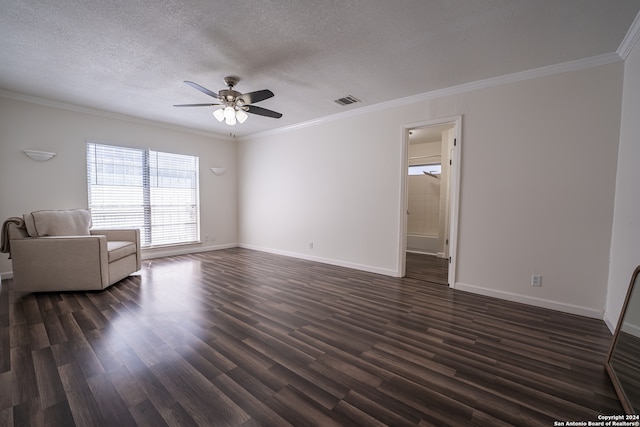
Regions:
[[621, 321, 640, 337], [406, 250, 437, 256], [454, 282, 604, 319], [239, 243, 399, 277], [142, 242, 238, 260]]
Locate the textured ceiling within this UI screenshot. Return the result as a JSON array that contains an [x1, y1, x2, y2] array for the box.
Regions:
[[1, 0, 639, 138]]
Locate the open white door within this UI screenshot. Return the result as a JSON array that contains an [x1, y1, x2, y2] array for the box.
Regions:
[[399, 116, 461, 287]]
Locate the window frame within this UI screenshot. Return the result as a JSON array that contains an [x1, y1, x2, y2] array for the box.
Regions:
[[86, 141, 200, 248], [408, 163, 442, 176]]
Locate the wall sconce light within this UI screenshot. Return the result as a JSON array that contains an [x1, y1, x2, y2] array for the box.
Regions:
[[210, 167, 226, 175], [23, 150, 57, 162]]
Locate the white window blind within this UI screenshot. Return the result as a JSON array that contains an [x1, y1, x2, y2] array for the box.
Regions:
[[87, 142, 200, 247]]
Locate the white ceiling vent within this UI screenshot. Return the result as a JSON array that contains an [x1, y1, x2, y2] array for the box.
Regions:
[[334, 95, 361, 106]]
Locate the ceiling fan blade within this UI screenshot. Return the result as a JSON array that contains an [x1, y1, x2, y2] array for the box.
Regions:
[[237, 89, 274, 105], [183, 81, 220, 99], [173, 103, 221, 107], [246, 105, 282, 118]]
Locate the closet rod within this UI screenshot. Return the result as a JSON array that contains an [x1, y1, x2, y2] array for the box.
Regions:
[[423, 171, 440, 179]]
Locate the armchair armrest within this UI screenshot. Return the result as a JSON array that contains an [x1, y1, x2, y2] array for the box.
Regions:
[[11, 235, 110, 291], [91, 228, 141, 271], [90, 228, 140, 243]]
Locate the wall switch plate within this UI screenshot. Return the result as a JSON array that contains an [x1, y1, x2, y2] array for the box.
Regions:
[[531, 274, 542, 287]]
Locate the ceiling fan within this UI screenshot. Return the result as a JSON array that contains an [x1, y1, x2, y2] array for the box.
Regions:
[[173, 76, 282, 126]]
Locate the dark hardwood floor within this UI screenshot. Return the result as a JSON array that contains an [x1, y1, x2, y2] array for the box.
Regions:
[[0, 248, 623, 426], [405, 252, 448, 285]]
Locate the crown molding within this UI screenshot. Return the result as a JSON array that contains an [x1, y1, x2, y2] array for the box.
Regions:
[[0, 89, 234, 141], [241, 52, 622, 141], [0, 49, 625, 144], [618, 10, 640, 60]]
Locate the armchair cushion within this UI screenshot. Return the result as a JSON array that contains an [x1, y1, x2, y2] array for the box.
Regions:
[[28, 209, 92, 237], [107, 241, 137, 263]]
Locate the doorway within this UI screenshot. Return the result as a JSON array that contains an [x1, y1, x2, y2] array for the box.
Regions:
[[405, 252, 449, 284], [399, 116, 461, 287]]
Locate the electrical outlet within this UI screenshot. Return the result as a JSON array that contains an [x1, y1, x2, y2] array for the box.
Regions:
[[309, 242, 314, 250], [531, 274, 542, 287]]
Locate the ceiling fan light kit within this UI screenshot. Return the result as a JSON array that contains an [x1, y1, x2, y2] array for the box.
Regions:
[[213, 108, 225, 122], [174, 76, 282, 126]]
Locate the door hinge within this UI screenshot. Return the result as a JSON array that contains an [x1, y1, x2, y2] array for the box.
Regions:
[[446, 239, 449, 245], [454, 138, 457, 147], [449, 257, 452, 264], [449, 159, 452, 165]]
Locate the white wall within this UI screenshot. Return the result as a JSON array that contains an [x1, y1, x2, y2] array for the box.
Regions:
[[0, 97, 238, 276], [238, 62, 623, 317], [456, 65, 622, 317], [238, 112, 404, 275], [605, 38, 640, 330]]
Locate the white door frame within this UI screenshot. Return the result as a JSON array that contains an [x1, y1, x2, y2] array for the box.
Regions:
[[398, 115, 462, 287]]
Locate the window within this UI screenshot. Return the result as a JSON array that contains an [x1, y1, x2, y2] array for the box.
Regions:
[[86, 142, 200, 248], [408, 163, 441, 176]]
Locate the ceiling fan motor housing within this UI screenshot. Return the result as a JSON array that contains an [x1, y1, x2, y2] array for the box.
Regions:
[[219, 89, 241, 103]]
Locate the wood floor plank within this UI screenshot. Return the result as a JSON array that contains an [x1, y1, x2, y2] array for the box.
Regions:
[[0, 247, 626, 426], [42, 400, 75, 427], [86, 372, 138, 426], [0, 371, 11, 412], [341, 388, 423, 426], [58, 362, 107, 427], [32, 347, 66, 409], [12, 399, 45, 427], [149, 357, 250, 427], [330, 398, 389, 427], [115, 347, 177, 411], [10, 346, 38, 406], [128, 399, 170, 427], [156, 401, 199, 427], [267, 385, 343, 427], [108, 365, 149, 408], [0, 326, 9, 374], [0, 408, 11, 427], [212, 373, 294, 427]]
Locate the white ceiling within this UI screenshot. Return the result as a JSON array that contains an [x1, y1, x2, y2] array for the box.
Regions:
[[1, 1, 639, 138]]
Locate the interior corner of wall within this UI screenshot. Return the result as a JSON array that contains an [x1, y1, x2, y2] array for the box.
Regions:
[[603, 310, 617, 334]]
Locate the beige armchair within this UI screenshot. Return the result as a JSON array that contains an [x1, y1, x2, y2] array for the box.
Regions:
[[1, 209, 141, 292]]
